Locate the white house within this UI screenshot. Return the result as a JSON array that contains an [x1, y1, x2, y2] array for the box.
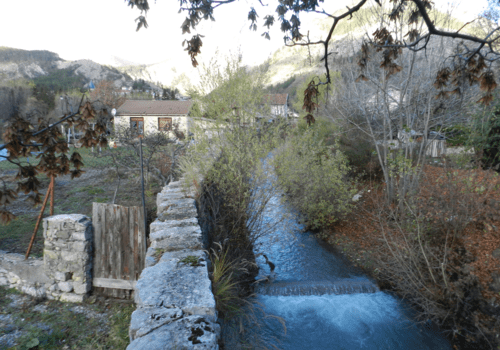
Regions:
[[114, 100, 193, 137], [263, 94, 288, 119]]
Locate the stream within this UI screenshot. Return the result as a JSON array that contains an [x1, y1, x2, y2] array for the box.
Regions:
[[223, 166, 452, 349]]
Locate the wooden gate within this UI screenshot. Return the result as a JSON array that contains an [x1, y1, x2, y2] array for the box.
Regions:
[[92, 202, 146, 298]]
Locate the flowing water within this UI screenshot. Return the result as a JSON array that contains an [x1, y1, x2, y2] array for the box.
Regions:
[[224, 167, 452, 349]]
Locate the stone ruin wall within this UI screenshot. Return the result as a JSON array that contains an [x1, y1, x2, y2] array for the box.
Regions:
[[0, 178, 220, 349], [0, 214, 93, 303]]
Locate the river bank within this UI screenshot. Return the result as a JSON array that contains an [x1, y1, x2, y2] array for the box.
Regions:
[[321, 165, 500, 350]]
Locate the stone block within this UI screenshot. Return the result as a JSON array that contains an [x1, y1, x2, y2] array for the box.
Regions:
[[0, 277, 8, 286], [44, 214, 90, 237], [150, 225, 201, 241], [129, 306, 183, 341], [21, 285, 45, 298], [72, 275, 83, 282], [58, 281, 74, 293], [145, 250, 158, 268], [134, 249, 216, 322], [43, 249, 59, 261], [157, 198, 196, 215], [8, 275, 19, 284], [156, 192, 186, 207], [150, 218, 198, 233], [62, 221, 76, 231], [126, 315, 220, 350], [168, 180, 183, 188], [55, 261, 70, 272], [67, 260, 86, 273], [56, 230, 71, 240], [61, 251, 78, 262], [71, 241, 89, 252], [71, 231, 90, 241], [157, 206, 198, 222], [54, 271, 72, 281], [60, 293, 86, 303], [73, 281, 91, 294], [150, 226, 204, 251]]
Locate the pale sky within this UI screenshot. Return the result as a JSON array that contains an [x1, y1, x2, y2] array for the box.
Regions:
[[0, 0, 489, 68]]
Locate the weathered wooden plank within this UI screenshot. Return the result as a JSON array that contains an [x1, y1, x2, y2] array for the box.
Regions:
[[93, 278, 136, 290], [104, 204, 111, 279], [92, 203, 146, 299], [139, 205, 146, 273], [129, 206, 137, 281], [102, 203, 108, 279], [92, 203, 102, 279], [137, 206, 143, 277], [122, 205, 130, 281], [134, 207, 140, 280], [115, 205, 123, 281], [108, 204, 115, 280], [115, 205, 129, 299], [121, 205, 128, 280]]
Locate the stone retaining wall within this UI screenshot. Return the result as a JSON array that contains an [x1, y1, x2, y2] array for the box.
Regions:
[[0, 214, 93, 303], [0, 251, 49, 298], [127, 178, 220, 350]]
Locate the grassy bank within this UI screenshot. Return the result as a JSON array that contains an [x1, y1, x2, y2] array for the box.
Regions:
[[0, 148, 161, 257]]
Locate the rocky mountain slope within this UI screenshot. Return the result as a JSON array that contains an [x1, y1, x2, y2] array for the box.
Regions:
[[0, 47, 133, 88], [0, 5, 480, 98]]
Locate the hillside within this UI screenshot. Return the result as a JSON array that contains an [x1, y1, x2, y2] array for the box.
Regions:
[[116, 59, 199, 94], [0, 5, 486, 100], [262, 4, 486, 112], [0, 47, 133, 88], [0, 47, 60, 64]]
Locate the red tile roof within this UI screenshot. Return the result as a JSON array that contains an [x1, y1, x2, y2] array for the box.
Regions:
[[263, 94, 288, 105], [116, 100, 193, 116]]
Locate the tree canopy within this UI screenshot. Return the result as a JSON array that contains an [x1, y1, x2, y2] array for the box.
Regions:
[[188, 53, 268, 123]]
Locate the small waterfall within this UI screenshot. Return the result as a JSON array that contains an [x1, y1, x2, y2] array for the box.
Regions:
[[229, 155, 452, 349], [255, 279, 380, 296]]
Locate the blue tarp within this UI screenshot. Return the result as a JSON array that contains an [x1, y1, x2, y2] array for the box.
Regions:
[[0, 145, 7, 162]]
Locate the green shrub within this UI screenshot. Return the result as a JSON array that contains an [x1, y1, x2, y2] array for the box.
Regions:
[[338, 136, 382, 179], [273, 128, 356, 229], [467, 97, 500, 169], [440, 125, 471, 147]]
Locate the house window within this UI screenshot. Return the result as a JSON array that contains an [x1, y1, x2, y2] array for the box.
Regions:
[[158, 117, 172, 131], [130, 117, 144, 135]]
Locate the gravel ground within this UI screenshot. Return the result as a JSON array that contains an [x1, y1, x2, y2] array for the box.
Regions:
[[0, 287, 133, 350]]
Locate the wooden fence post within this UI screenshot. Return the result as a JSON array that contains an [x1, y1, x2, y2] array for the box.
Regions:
[[25, 179, 53, 260]]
